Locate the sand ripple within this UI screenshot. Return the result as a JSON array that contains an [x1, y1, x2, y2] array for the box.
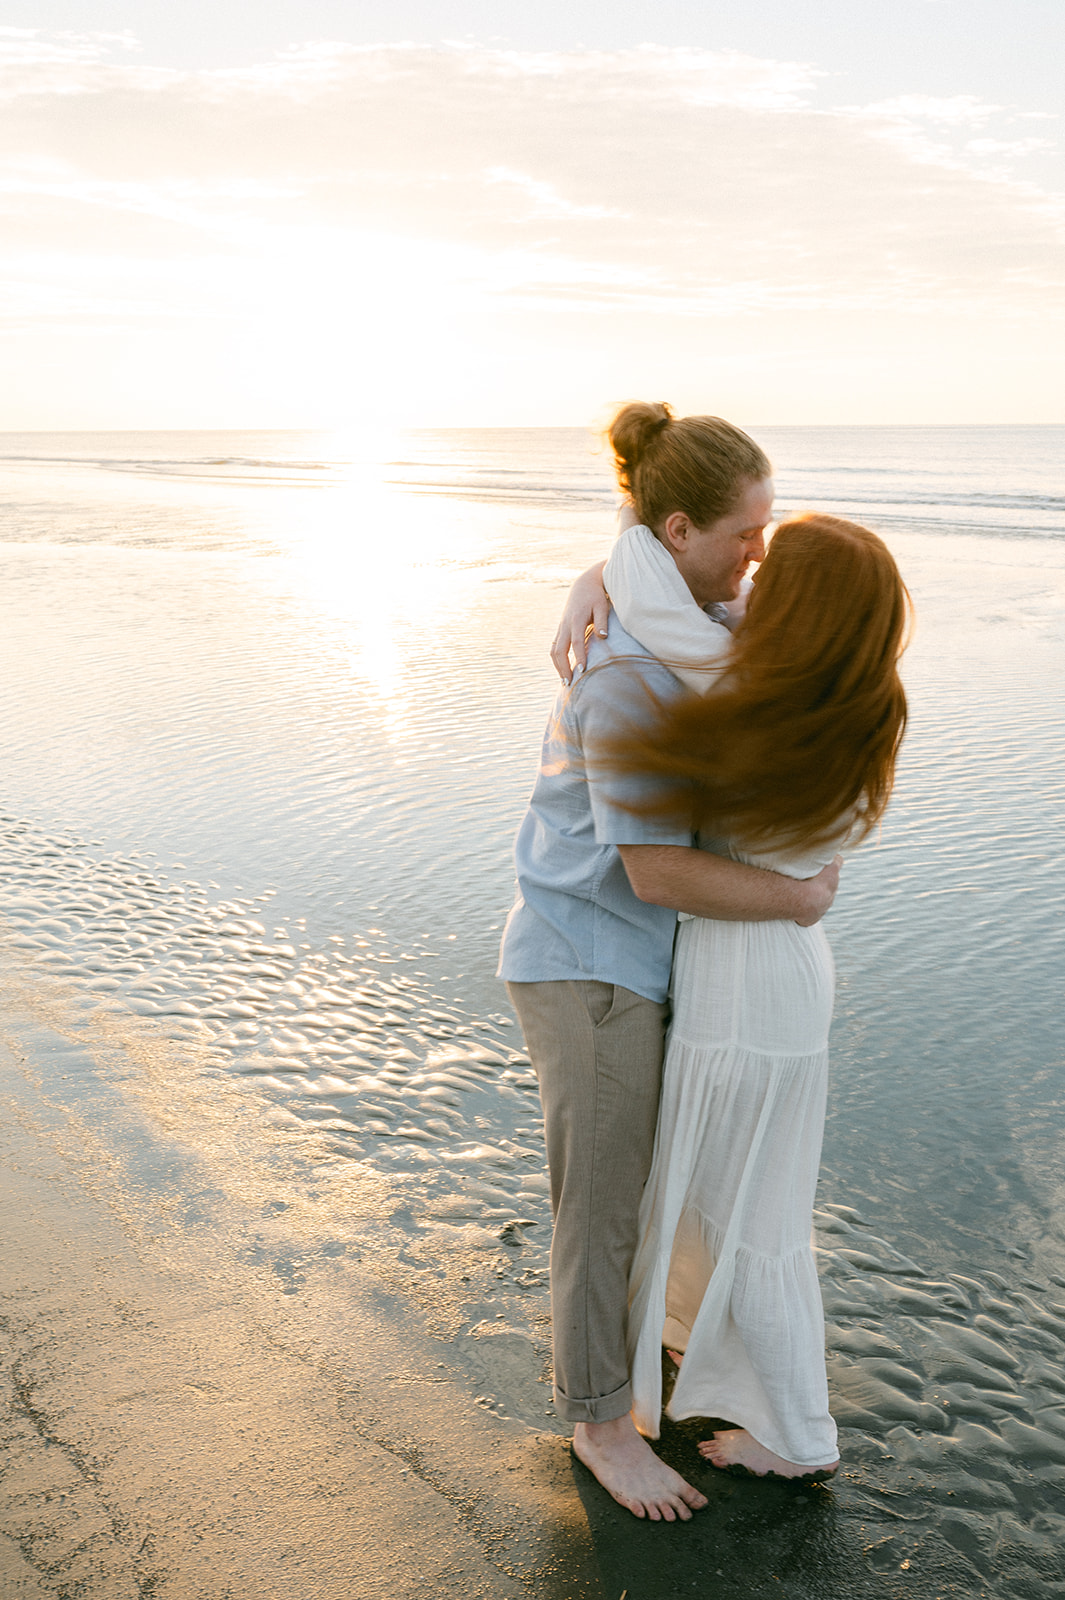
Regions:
[[3, 816, 1065, 1589], [0, 812, 550, 1251], [811, 1203, 1065, 1590]]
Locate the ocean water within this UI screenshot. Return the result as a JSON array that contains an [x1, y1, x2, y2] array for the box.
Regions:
[[2, 425, 1064, 1594]]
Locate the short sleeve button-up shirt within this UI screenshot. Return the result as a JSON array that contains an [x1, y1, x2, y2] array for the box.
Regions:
[[497, 614, 692, 1004]]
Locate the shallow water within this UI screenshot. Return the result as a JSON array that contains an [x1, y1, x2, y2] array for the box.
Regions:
[[2, 426, 1064, 1595]]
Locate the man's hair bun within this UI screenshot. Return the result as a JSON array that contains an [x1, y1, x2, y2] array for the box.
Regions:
[[603, 401, 771, 530], [608, 402, 674, 495]]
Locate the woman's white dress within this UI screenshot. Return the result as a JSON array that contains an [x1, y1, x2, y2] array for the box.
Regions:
[[604, 527, 840, 1467]]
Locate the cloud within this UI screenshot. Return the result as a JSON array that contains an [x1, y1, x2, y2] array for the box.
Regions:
[[0, 25, 149, 99], [0, 31, 1061, 422], [858, 93, 1003, 126], [483, 166, 626, 221]]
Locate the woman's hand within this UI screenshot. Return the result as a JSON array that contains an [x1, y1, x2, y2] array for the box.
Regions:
[[550, 560, 610, 683]]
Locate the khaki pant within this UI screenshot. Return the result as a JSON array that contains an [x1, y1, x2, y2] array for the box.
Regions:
[[506, 980, 667, 1424]]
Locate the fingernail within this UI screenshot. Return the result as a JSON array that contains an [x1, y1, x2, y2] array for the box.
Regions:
[[598, 629, 608, 637], [561, 677, 570, 687]]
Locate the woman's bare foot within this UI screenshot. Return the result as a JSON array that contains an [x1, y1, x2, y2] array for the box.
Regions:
[[666, 1348, 684, 1367], [699, 1428, 838, 1481], [573, 1414, 708, 1521]]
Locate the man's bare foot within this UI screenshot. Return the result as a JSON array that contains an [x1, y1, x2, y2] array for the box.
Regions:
[[572, 1414, 708, 1521], [666, 1348, 684, 1367], [699, 1428, 838, 1481]]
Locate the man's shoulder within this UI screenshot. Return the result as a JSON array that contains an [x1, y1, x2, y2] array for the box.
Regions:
[[594, 613, 650, 658], [565, 618, 682, 738], [578, 619, 682, 697]]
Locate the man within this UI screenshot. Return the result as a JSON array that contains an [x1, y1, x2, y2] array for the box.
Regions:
[[498, 420, 840, 1521]]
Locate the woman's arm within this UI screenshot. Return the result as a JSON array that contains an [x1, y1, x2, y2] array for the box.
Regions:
[[550, 561, 609, 684], [549, 504, 641, 683]]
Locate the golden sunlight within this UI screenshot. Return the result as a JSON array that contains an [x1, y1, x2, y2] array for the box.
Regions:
[[253, 469, 484, 727]]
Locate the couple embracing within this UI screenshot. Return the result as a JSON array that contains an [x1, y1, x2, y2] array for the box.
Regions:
[[498, 403, 910, 1519]]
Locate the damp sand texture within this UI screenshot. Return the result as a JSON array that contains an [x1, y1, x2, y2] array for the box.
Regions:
[[1, 426, 1065, 1599]]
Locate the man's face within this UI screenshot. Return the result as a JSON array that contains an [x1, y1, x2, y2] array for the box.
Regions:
[[668, 477, 774, 607]]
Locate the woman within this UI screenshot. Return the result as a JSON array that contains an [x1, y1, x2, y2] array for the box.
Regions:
[[568, 403, 910, 1477]]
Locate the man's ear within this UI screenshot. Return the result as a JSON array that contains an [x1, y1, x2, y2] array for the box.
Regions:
[[661, 512, 692, 553]]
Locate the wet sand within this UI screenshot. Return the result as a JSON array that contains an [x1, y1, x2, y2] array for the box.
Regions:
[[0, 1028, 599, 1600], [5, 976, 1065, 1600]]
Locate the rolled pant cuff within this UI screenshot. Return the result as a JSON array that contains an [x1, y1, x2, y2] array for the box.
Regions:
[[554, 1378, 633, 1425]]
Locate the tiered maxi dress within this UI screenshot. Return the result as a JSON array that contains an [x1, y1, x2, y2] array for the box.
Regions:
[[603, 527, 841, 1468]]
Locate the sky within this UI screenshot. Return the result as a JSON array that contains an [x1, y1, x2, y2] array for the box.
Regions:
[[1, 1, 1063, 428]]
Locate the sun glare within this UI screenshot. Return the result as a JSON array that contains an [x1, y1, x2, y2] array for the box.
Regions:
[[253, 464, 484, 729]]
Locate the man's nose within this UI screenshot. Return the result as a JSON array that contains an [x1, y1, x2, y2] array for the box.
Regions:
[[748, 531, 766, 562]]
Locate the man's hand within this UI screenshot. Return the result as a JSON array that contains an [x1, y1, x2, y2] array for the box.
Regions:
[[792, 856, 843, 926], [550, 560, 610, 683]]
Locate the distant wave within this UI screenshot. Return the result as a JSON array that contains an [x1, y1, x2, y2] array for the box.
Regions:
[[0, 427, 1061, 542], [782, 483, 1065, 515], [106, 456, 338, 483], [2, 453, 1057, 519], [0, 451, 337, 480], [384, 475, 613, 506], [777, 509, 1065, 541]]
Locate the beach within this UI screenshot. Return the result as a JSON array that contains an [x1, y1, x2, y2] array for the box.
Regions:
[[2, 425, 1065, 1598]]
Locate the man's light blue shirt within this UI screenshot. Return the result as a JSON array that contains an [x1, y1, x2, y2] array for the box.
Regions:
[[497, 615, 692, 1004]]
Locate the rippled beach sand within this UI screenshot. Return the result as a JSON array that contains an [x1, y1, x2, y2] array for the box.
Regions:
[[1, 427, 1064, 1598]]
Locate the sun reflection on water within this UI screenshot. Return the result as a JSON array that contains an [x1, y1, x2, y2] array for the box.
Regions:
[[255, 470, 491, 733]]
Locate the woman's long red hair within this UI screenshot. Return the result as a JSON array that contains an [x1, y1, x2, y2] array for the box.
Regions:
[[602, 514, 912, 850]]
